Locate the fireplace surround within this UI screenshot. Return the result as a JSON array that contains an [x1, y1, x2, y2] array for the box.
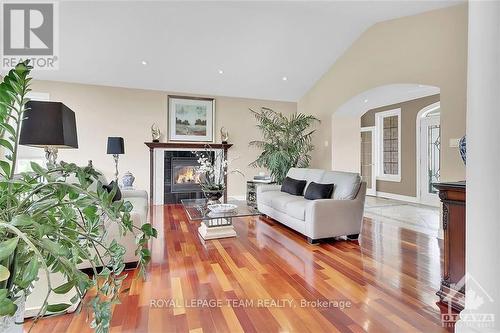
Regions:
[[146, 142, 233, 205]]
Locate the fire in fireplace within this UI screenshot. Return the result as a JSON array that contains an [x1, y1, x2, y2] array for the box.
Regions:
[[171, 158, 202, 193], [175, 166, 200, 184]]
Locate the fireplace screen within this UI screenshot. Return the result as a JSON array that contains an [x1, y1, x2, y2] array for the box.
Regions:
[[171, 158, 201, 193]]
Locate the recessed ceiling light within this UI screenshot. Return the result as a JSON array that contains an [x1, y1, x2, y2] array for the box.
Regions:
[[282, 76, 288, 81], [218, 69, 224, 74], [141, 60, 148, 66], [364, 99, 368, 103]]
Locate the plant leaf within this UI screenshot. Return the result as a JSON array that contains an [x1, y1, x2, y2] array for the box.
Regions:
[[46, 303, 71, 313], [0, 265, 10, 282], [0, 237, 19, 261], [20, 257, 39, 288], [0, 160, 10, 177], [0, 138, 14, 152], [53, 280, 75, 294], [0, 296, 17, 316], [11, 214, 33, 227], [0, 122, 15, 136], [41, 238, 69, 256], [47, 303, 71, 312]]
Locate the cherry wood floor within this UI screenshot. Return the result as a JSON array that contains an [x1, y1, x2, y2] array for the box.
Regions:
[[25, 204, 449, 333]]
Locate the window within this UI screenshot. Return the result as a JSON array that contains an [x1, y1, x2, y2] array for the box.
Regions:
[[376, 108, 401, 182]]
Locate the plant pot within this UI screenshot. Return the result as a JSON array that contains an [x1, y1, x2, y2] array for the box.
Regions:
[[202, 189, 224, 204], [0, 294, 25, 333]]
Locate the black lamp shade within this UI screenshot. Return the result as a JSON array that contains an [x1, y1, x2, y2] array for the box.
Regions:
[[20, 101, 78, 148], [107, 137, 124, 154]]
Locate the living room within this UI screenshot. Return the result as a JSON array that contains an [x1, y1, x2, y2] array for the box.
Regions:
[[0, 1, 498, 333]]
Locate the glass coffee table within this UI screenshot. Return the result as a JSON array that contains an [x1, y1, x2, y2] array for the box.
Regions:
[[181, 199, 261, 240]]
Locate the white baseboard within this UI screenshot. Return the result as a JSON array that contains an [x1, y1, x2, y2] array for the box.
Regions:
[[375, 191, 419, 204]]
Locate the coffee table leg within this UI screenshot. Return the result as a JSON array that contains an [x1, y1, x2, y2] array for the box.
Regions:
[[198, 217, 237, 240]]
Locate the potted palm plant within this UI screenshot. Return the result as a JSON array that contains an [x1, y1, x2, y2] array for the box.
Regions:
[[0, 61, 156, 332], [249, 107, 320, 183]]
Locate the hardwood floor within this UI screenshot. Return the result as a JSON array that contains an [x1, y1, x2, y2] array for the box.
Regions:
[[25, 204, 450, 332]]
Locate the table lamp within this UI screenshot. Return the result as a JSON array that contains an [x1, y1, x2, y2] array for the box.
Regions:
[[107, 137, 124, 181], [19, 101, 78, 167]]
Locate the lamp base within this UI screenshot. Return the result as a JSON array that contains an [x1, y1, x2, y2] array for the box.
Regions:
[[113, 154, 120, 182], [44, 147, 58, 168]]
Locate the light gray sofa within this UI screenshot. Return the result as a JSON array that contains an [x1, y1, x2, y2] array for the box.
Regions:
[[257, 168, 366, 243]]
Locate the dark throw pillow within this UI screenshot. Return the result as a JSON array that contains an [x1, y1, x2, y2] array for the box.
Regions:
[[281, 177, 307, 196], [304, 182, 334, 200], [102, 181, 122, 202]]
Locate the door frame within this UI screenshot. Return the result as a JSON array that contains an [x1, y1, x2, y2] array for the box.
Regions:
[[416, 102, 441, 206], [360, 126, 376, 196]]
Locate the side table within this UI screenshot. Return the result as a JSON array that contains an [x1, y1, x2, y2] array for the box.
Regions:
[[246, 180, 276, 209]]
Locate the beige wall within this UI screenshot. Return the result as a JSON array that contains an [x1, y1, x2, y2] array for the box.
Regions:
[[361, 94, 440, 197], [29, 80, 296, 198], [298, 5, 467, 183]]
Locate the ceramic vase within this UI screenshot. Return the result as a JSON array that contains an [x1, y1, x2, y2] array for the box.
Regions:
[[459, 135, 466, 165], [122, 171, 135, 188]]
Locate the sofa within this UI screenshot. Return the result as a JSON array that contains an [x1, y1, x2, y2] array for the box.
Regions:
[[24, 180, 149, 318], [257, 168, 366, 243]]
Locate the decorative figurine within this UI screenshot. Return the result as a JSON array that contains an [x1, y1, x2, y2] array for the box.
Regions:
[[220, 127, 229, 144], [151, 123, 161, 142]]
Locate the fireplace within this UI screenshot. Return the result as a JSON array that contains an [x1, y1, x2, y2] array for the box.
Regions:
[[171, 158, 201, 193], [163, 150, 214, 204]]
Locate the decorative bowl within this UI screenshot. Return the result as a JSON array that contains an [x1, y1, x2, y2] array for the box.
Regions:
[[207, 204, 237, 213]]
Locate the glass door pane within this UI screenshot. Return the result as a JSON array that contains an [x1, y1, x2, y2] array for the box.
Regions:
[[427, 124, 441, 194]]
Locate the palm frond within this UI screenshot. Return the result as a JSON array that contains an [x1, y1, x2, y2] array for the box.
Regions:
[[249, 108, 320, 183]]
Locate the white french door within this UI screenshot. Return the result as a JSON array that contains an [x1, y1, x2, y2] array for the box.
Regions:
[[360, 127, 376, 196], [419, 115, 441, 206]]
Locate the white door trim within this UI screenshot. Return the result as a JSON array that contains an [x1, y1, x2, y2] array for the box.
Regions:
[[361, 126, 376, 196], [416, 101, 441, 206]]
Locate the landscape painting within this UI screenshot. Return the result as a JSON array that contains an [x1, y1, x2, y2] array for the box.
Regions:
[[168, 96, 215, 142]]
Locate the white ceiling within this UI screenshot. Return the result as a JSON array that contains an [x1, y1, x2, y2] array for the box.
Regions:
[[33, 1, 460, 102], [335, 84, 440, 117]]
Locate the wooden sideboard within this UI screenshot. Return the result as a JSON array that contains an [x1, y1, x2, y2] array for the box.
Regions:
[[434, 181, 466, 312]]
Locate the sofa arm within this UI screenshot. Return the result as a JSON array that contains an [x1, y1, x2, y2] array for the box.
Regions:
[[305, 182, 366, 239], [256, 184, 281, 195], [121, 189, 148, 200]]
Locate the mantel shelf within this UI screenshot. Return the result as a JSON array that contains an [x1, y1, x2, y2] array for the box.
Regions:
[[145, 142, 233, 150]]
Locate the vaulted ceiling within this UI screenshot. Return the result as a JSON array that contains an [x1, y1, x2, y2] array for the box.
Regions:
[[34, 1, 460, 101]]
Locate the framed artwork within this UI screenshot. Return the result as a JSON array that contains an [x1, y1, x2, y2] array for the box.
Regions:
[[168, 95, 215, 142]]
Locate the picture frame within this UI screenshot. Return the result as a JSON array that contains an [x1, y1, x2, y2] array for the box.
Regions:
[[168, 95, 215, 142]]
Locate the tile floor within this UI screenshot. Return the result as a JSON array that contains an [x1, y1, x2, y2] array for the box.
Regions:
[[364, 196, 442, 238]]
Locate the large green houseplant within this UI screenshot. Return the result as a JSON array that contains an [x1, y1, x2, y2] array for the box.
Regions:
[[0, 61, 156, 332], [249, 107, 319, 183]]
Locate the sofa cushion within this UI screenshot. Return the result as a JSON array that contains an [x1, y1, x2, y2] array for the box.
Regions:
[[102, 181, 122, 201], [259, 191, 289, 207], [281, 177, 307, 196], [285, 168, 361, 200], [285, 198, 308, 220], [320, 171, 361, 200], [304, 182, 334, 200], [287, 168, 325, 191]]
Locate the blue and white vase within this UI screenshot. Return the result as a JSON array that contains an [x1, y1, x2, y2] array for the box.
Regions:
[[459, 135, 466, 165], [122, 171, 135, 188]]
